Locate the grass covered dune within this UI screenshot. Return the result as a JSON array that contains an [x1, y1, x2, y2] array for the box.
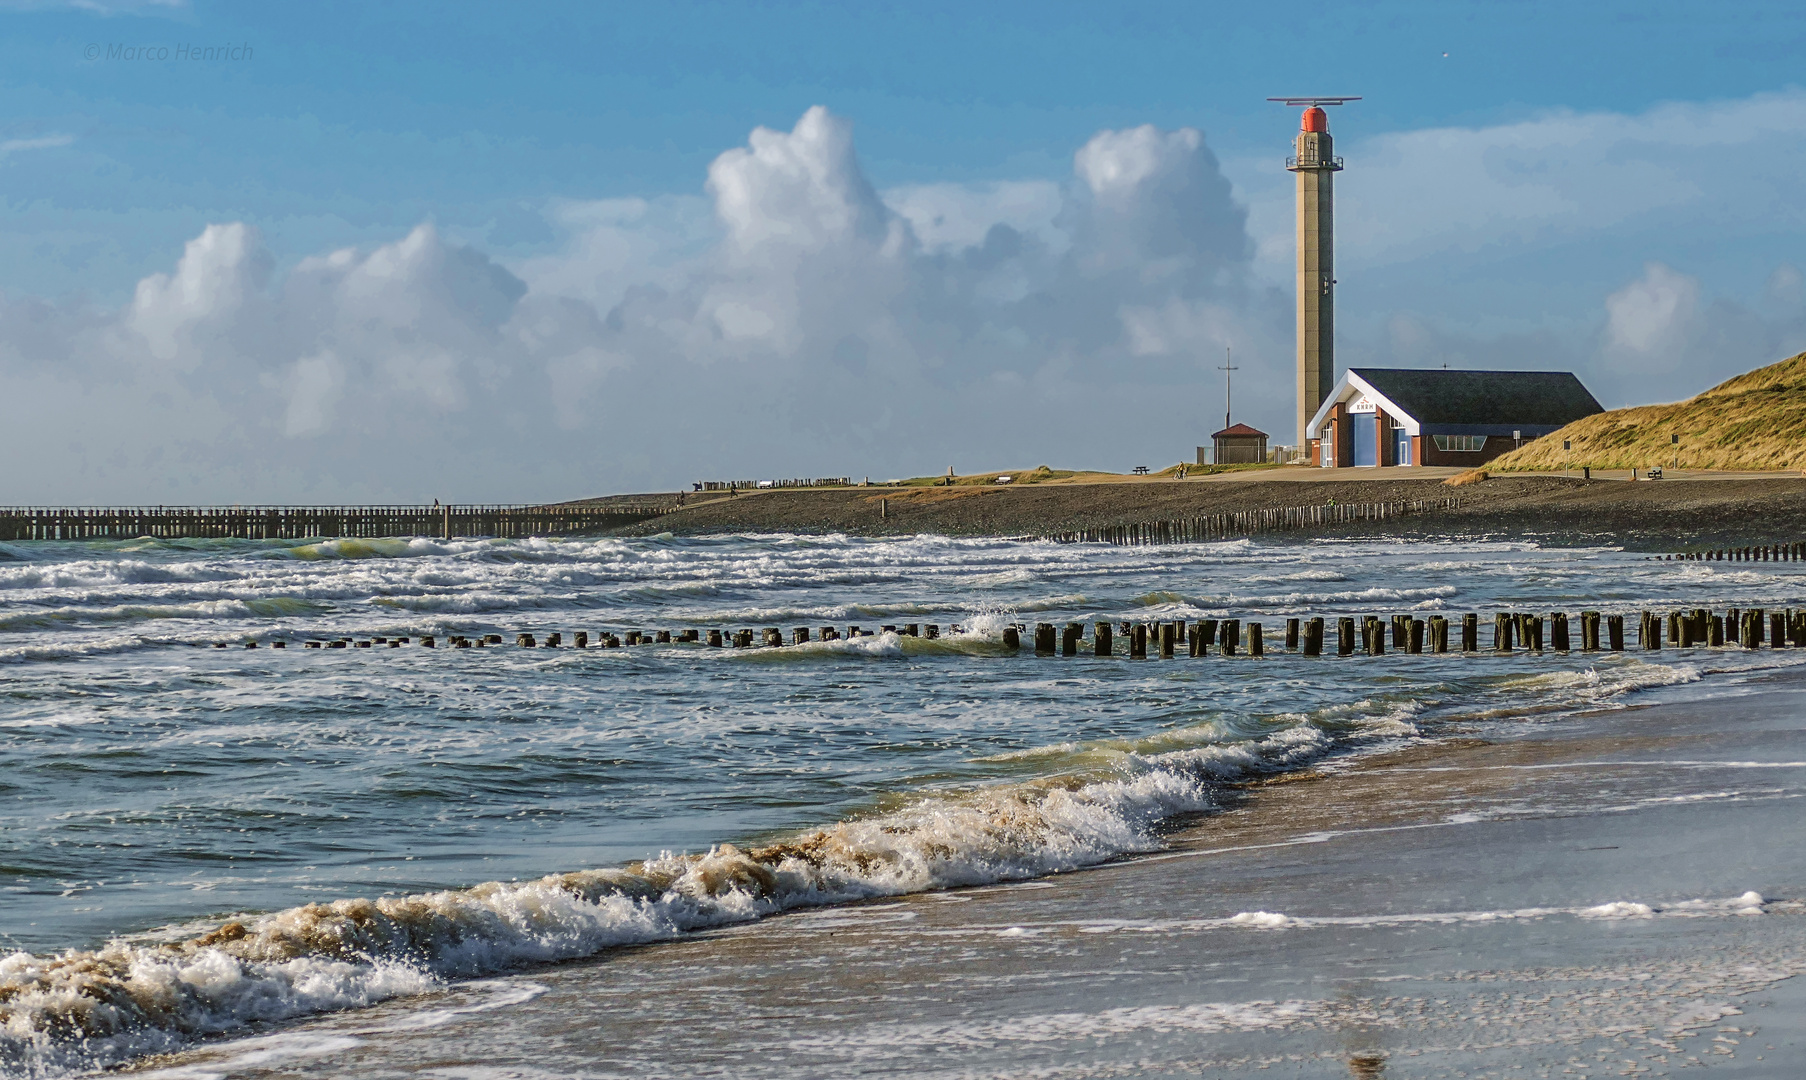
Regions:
[[1492, 351, 1806, 472]]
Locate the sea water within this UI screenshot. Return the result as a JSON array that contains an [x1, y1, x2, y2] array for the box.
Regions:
[[1, 532, 1802, 1075]]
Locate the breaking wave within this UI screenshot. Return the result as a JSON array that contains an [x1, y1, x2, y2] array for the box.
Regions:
[[0, 639, 1707, 1076], [0, 714, 1331, 1075]]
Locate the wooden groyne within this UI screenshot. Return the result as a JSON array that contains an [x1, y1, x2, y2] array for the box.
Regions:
[[204, 605, 1806, 655], [0, 504, 672, 542], [1042, 497, 1460, 545], [1670, 542, 1805, 561]]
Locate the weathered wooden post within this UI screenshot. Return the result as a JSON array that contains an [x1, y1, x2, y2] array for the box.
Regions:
[[1286, 618, 1300, 651], [1220, 619, 1239, 657], [1095, 620, 1113, 657], [1035, 623, 1057, 656], [1551, 613, 1569, 652], [1199, 619, 1218, 655], [1130, 623, 1148, 658], [904, 624, 919, 636], [1248, 622, 1263, 657], [1392, 615, 1408, 649], [1366, 616, 1386, 656], [1064, 622, 1082, 656], [1300, 616, 1322, 656], [421, 635, 436, 648], [1337, 616, 1355, 656], [517, 633, 536, 648], [1580, 611, 1599, 651], [1752, 608, 1767, 646], [1431, 615, 1449, 654], [1461, 613, 1478, 652], [794, 627, 811, 645], [1188, 623, 1203, 657], [1159, 622, 1176, 658], [1408, 618, 1425, 654], [543, 632, 560, 648], [1493, 613, 1512, 653], [1529, 616, 1544, 651], [925, 624, 939, 639], [655, 630, 672, 644], [1772, 612, 1787, 647], [572, 631, 587, 649], [1002, 626, 1021, 651], [707, 629, 723, 647], [1607, 614, 1624, 651]]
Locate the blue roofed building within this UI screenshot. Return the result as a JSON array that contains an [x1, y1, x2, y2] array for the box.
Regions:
[[1304, 368, 1604, 468]]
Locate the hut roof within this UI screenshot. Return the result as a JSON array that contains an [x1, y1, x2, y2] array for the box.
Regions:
[[1213, 423, 1268, 438]]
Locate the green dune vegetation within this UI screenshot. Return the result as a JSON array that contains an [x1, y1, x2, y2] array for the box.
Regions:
[[1490, 351, 1806, 472]]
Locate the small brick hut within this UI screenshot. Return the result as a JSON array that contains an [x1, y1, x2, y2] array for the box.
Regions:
[[1204, 423, 1269, 466]]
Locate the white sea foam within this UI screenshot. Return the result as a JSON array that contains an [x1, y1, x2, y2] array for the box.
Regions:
[[0, 704, 1359, 1075], [1011, 891, 1770, 937], [1228, 911, 1296, 929], [1579, 901, 1655, 918]]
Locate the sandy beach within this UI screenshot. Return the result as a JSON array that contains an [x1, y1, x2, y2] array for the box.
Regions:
[[130, 664, 1806, 1079]]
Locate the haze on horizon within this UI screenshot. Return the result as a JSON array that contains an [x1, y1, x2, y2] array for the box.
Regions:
[[2, 0, 1805, 504]]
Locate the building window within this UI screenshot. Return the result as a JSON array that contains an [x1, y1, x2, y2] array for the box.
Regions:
[[1432, 435, 1488, 452]]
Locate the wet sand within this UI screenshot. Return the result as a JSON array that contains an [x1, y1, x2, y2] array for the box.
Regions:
[[136, 671, 1806, 1079]]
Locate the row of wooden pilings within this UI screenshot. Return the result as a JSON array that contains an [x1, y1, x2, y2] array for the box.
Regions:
[[1669, 542, 1805, 562], [0, 505, 672, 541], [217, 624, 950, 649], [1007, 605, 1806, 657], [1042, 497, 1461, 546], [214, 607, 1806, 655]]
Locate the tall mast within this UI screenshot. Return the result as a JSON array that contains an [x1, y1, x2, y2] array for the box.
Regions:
[[1269, 96, 1358, 456]]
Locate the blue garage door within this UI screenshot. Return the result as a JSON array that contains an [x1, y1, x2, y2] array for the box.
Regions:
[[1351, 413, 1376, 467]]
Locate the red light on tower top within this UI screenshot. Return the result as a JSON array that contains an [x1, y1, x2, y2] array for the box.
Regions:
[[1301, 106, 1328, 133]]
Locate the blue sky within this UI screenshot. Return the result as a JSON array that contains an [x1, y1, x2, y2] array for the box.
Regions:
[[3, 0, 1805, 500]]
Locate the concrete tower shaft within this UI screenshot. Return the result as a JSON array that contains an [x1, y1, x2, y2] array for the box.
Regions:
[[1288, 109, 1343, 453]]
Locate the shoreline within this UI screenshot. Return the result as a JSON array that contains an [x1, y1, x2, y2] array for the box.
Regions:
[[604, 473, 1806, 549], [130, 660, 1806, 1078]]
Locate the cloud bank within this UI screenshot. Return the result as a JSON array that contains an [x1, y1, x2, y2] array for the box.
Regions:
[[4, 95, 1806, 502], [0, 106, 1272, 502]]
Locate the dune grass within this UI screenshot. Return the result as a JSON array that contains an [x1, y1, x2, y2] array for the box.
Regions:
[[1489, 351, 1806, 472]]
